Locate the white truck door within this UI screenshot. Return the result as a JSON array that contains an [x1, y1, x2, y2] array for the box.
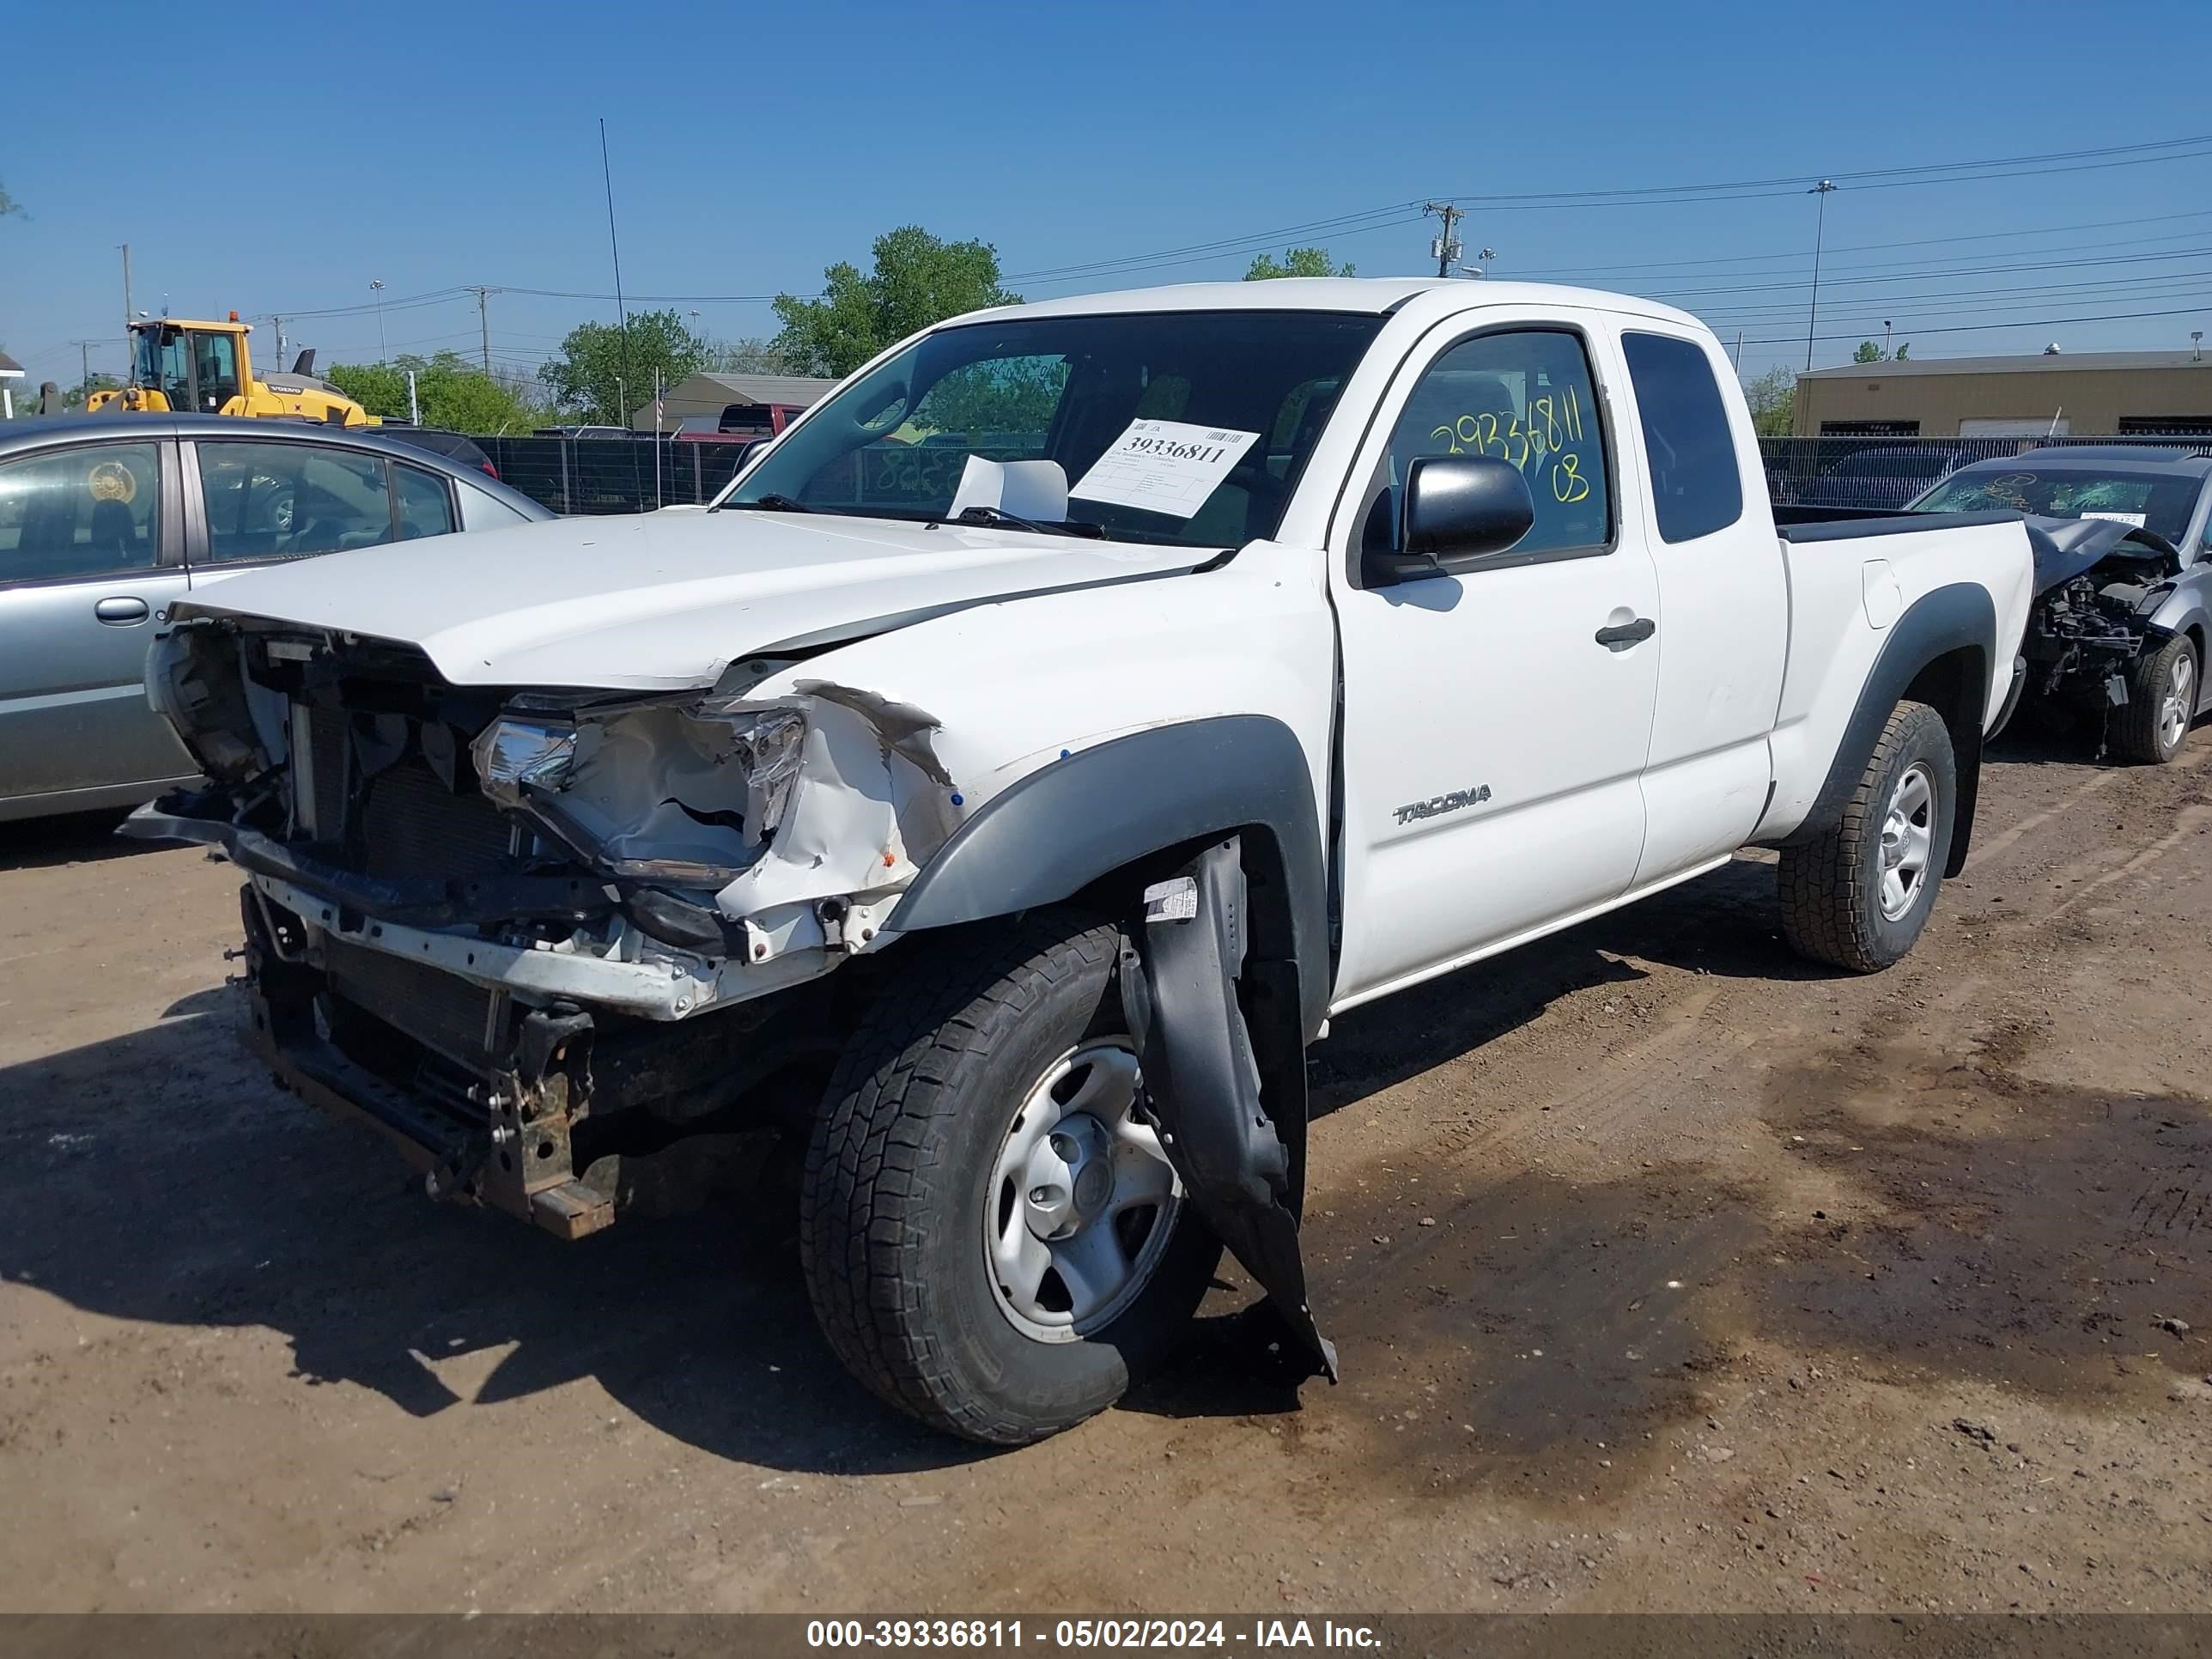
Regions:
[[1328, 319, 1660, 1009], [1613, 326, 1791, 884]]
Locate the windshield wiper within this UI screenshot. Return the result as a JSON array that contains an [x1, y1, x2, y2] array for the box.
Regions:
[[722, 493, 813, 514], [951, 505, 1103, 539]]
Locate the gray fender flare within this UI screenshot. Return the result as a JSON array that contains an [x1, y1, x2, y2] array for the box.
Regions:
[[1783, 581, 1995, 877], [890, 714, 1333, 1040]]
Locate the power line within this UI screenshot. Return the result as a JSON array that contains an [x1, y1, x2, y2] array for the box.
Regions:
[[1732, 301, 2212, 350], [1513, 210, 2212, 283], [1425, 133, 2212, 210]]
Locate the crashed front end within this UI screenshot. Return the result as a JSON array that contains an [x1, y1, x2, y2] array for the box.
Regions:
[[2021, 520, 2185, 714], [131, 617, 957, 1237]]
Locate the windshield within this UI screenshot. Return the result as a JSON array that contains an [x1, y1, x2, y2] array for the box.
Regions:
[[722, 309, 1384, 547], [1913, 466, 2201, 543]]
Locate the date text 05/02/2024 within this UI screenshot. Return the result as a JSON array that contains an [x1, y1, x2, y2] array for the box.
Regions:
[[805, 1620, 1383, 1650]]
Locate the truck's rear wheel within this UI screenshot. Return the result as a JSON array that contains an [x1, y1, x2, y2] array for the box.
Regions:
[[801, 912, 1219, 1444], [2113, 635, 2197, 765], [1779, 700, 1955, 974]]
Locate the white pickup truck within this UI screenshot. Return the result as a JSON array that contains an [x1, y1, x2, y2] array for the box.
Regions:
[[133, 279, 2034, 1443]]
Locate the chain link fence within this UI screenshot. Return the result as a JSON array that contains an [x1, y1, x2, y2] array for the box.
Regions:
[[472, 436, 758, 515], [1759, 433, 2210, 513]]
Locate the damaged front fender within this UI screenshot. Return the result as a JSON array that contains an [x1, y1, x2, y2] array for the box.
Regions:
[[485, 683, 962, 939], [1121, 837, 1338, 1382]]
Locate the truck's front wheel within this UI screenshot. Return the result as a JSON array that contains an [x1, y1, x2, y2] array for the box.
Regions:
[[801, 912, 1220, 1444], [1779, 700, 1955, 974]]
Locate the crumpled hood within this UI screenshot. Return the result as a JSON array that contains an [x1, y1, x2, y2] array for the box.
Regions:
[[179, 507, 1200, 690], [2022, 514, 2181, 593]]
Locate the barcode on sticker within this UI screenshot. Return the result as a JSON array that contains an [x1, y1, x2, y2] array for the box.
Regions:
[[1143, 878, 1199, 922]]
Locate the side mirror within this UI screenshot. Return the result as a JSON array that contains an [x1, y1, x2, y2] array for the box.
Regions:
[[1365, 455, 1536, 586]]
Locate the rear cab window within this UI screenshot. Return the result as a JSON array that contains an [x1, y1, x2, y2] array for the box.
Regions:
[[1622, 331, 1744, 543]]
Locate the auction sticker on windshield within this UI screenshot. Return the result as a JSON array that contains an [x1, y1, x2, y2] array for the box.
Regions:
[[1072, 419, 1261, 519]]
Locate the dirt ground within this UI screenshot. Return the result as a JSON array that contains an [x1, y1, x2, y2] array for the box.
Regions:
[[2, 728, 2209, 1616]]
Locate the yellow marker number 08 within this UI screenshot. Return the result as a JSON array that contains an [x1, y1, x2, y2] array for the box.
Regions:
[[1425, 386, 1591, 505]]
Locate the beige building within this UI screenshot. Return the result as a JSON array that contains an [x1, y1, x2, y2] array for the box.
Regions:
[[1793, 348, 2212, 439], [630, 371, 838, 433]]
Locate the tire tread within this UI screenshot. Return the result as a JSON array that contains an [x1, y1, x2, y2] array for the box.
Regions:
[[800, 912, 1124, 1443], [1779, 701, 1947, 974], [2112, 635, 2196, 766]]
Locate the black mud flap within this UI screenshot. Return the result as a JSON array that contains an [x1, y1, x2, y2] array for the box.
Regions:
[[1120, 837, 1338, 1382]]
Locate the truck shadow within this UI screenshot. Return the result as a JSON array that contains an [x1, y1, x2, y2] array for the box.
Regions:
[[0, 853, 1924, 1480], [1309, 854, 1829, 1119], [0, 808, 168, 872], [1128, 1047, 2212, 1514]]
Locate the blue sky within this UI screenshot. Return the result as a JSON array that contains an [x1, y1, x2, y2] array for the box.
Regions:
[[5, 0, 2209, 392]]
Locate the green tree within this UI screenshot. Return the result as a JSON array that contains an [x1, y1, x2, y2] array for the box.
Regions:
[[1741, 364, 1798, 438], [539, 309, 710, 425], [1894, 342, 1911, 362], [63, 372, 121, 410], [1243, 246, 1355, 279], [1853, 340, 1888, 364], [714, 335, 805, 374], [0, 182, 21, 219], [917, 359, 1069, 441], [328, 351, 546, 434], [771, 227, 1018, 379]]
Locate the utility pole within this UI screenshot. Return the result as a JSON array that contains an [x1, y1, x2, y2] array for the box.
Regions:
[[600, 118, 633, 429], [1423, 202, 1464, 279], [369, 279, 387, 360], [75, 339, 91, 391], [1732, 330, 1744, 370], [1883, 319, 1893, 357], [272, 314, 284, 369], [118, 243, 133, 331], [466, 286, 497, 374], [1804, 179, 1837, 372]]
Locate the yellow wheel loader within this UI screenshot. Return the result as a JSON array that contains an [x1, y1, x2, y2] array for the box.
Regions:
[[87, 313, 376, 427]]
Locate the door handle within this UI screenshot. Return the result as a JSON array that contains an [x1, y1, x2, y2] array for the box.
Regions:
[[1595, 616, 1656, 650], [94, 595, 150, 625]]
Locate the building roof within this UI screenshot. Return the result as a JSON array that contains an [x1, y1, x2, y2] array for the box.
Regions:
[[1802, 349, 2212, 380], [0, 350, 24, 379], [682, 372, 839, 404]]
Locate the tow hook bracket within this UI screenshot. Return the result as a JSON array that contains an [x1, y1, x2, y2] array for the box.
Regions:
[[1121, 837, 1338, 1382]]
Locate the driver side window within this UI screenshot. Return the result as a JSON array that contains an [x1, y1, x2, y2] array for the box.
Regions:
[[1367, 330, 1611, 558]]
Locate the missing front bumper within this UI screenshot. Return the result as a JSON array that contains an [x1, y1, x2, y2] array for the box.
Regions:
[[125, 800, 833, 1021], [240, 920, 617, 1241]]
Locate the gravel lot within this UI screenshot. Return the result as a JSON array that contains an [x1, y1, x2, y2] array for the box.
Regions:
[[3, 729, 2209, 1614]]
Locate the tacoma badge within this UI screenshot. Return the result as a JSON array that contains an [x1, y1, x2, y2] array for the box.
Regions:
[[1394, 784, 1492, 825]]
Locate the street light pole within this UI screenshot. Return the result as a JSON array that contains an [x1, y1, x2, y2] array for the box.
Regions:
[[1804, 180, 1837, 372], [369, 279, 387, 360]]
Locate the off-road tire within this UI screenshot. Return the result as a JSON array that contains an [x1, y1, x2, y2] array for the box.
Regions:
[[800, 910, 1220, 1444], [2112, 634, 2198, 765], [1779, 700, 1956, 974]]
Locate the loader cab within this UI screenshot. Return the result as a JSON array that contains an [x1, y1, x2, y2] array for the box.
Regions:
[[129, 321, 247, 414]]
